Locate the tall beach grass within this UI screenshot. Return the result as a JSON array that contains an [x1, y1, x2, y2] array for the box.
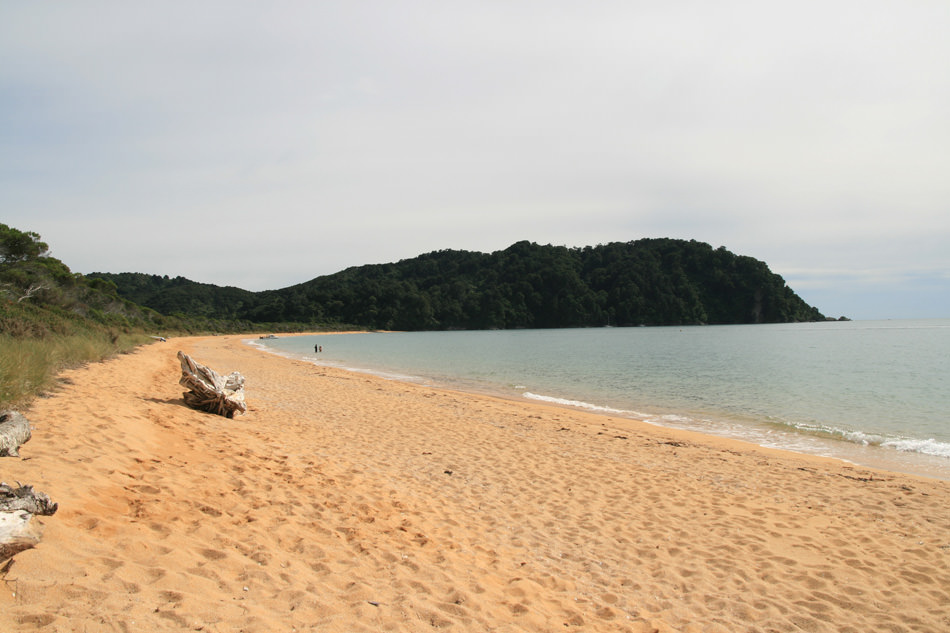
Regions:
[[0, 331, 151, 409]]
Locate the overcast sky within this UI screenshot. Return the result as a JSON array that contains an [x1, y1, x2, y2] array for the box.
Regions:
[[3, 2, 948, 320]]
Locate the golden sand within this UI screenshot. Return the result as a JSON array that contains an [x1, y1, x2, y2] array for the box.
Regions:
[[2, 335, 949, 632]]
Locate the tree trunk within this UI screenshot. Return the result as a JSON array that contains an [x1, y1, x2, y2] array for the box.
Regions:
[[0, 411, 31, 457]]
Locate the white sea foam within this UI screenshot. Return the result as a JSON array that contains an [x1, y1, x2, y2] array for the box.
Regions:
[[771, 419, 950, 459], [882, 437, 950, 458], [651, 413, 692, 423], [523, 392, 950, 462], [522, 392, 632, 415]]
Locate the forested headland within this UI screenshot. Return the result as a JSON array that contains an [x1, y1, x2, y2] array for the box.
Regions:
[[93, 238, 825, 330]]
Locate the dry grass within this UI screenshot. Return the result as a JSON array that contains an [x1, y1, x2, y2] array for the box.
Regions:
[[0, 332, 150, 408]]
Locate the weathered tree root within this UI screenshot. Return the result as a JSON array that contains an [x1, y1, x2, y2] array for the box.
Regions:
[[177, 351, 247, 418]]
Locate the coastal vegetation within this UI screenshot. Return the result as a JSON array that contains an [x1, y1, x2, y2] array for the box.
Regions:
[[95, 239, 824, 330], [0, 224, 323, 408], [2, 223, 824, 407], [0, 223, 158, 406]]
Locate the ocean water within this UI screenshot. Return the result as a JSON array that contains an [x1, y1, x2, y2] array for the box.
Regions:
[[252, 320, 950, 480]]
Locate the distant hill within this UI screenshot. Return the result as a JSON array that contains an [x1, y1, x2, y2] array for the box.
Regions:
[[92, 239, 825, 330], [86, 273, 259, 321]]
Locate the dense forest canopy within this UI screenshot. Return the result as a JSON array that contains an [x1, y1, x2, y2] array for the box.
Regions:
[[92, 239, 826, 330]]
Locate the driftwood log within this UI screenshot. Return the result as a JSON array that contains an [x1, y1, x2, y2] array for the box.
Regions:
[[177, 351, 247, 418], [0, 411, 31, 457], [0, 483, 57, 563]]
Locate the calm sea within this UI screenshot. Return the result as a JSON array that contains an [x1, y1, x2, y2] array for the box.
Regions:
[[251, 320, 950, 480]]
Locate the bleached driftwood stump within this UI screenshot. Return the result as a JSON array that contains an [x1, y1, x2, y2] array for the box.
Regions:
[[0, 483, 58, 563], [0, 411, 31, 457], [0, 510, 39, 562], [177, 351, 247, 418]]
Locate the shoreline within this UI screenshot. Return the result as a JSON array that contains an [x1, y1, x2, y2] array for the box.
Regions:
[[254, 332, 950, 483], [3, 335, 949, 632]]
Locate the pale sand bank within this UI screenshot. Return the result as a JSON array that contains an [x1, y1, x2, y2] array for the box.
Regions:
[[2, 335, 949, 632]]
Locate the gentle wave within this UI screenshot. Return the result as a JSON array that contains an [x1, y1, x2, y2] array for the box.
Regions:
[[774, 419, 950, 459], [522, 392, 637, 416], [524, 389, 950, 460], [881, 437, 950, 458], [522, 392, 703, 432]]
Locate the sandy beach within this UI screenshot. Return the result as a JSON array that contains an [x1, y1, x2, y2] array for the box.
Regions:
[[2, 334, 949, 632]]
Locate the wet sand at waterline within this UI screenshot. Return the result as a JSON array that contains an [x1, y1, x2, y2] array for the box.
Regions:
[[3, 335, 949, 632]]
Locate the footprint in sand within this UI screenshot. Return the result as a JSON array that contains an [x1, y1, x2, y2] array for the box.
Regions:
[[199, 548, 228, 561]]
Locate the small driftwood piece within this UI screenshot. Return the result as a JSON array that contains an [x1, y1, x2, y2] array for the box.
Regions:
[[0, 483, 57, 563], [0, 411, 31, 457], [177, 351, 247, 418], [0, 483, 58, 516]]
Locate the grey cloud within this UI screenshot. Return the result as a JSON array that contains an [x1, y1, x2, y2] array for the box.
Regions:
[[2, 2, 948, 318]]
